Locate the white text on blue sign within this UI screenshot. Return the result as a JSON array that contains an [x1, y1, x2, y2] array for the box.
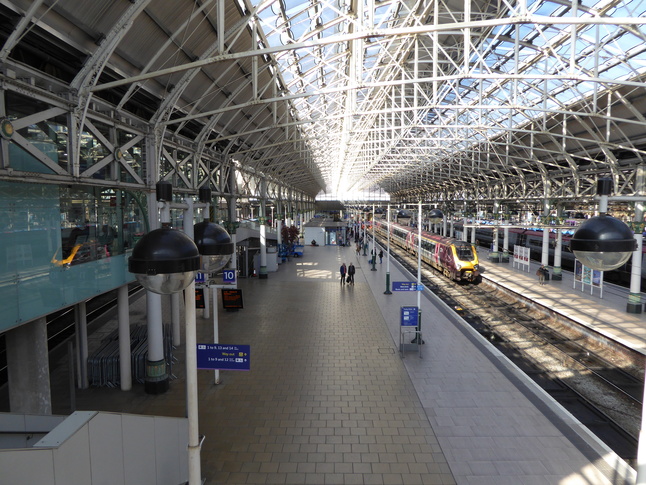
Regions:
[[196, 344, 250, 371]]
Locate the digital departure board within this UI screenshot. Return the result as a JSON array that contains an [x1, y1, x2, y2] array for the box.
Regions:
[[222, 289, 243, 309]]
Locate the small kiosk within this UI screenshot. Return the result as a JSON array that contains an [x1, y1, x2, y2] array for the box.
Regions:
[[303, 219, 349, 246]]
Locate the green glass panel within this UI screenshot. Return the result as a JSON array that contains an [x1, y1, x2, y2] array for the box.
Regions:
[[0, 182, 61, 329], [8, 143, 57, 174], [0, 182, 144, 333]]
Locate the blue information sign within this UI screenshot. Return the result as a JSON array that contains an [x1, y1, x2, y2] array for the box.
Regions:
[[400, 306, 419, 327], [196, 344, 250, 371], [222, 269, 236, 284], [392, 281, 424, 291]]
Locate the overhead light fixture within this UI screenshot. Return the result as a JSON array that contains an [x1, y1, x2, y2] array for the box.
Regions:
[[128, 227, 201, 294], [569, 178, 636, 271], [194, 221, 234, 273], [428, 209, 444, 224]]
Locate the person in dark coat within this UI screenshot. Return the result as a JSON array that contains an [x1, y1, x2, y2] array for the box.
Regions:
[[347, 262, 355, 285], [536, 264, 546, 285], [340, 263, 347, 285]]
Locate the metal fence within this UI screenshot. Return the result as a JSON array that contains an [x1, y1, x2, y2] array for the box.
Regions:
[[87, 325, 174, 387]]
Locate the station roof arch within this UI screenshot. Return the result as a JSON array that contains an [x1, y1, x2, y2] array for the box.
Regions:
[[1, 0, 645, 208]]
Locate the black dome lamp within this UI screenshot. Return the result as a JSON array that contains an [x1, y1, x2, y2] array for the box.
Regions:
[[428, 208, 444, 224], [128, 227, 201, 294], [569, 178, 637, 271], [194, 221, 234, 272]]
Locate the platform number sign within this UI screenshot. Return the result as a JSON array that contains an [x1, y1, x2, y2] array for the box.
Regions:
[[223, 269, 236, 284]]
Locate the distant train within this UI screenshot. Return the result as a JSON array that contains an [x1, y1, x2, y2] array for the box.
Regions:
[[375, 220, 480, 283], [453, 222, 646, 286]]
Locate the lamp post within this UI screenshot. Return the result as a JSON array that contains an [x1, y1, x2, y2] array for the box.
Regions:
[[129, 205, 233, 485], [568, 178, 645, 484], [362, 208, 368, 255], [194, 220, 234, 385], [371, 204, 377, 271], [128, 226, 203, 484], [411, 201, 424, 349], [384, 203, 392, 294]]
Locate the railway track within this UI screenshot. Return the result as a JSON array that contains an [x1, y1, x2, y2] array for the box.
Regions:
[[0, 283, 143, 395], [376, 234, 641, 467]]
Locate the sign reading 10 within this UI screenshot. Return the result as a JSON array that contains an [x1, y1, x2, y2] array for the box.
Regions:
[[223, 270, 236, 283]]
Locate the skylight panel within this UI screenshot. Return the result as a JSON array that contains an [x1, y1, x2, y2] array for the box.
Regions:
[[604, 43, 626, 56], [299, 55, 316, 72], [289, 20, 310, 41], [576, 51, 598, 73], [624, 0, 646, 15], [517, 49, 540, 66], [543, 78, 562, 93], [576, 80, 597, 97], [279, 67, 295, 85], [522, 108, 543, 120], [374, 5, 394, 27], [284, 0, 306, 16], [604, 63, 636, 80], [552, 86, 576, 104], [517, 24, 536, 40], [520, 84, 545, 105], [257, 9, 278, 25], [632, 1, 646, 15], [528, 0, 561, 17], [489, 24, 507, 38]]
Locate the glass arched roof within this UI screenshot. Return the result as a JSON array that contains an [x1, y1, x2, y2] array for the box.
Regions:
[[1, 0, 645, 204], [248, 0, 646, 200]]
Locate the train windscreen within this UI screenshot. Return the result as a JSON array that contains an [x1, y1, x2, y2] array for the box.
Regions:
[[455, 243, 475, 261]]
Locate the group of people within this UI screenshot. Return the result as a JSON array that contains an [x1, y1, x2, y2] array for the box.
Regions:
[[339, 262, 355, 285], [340, 247, 386, 285]]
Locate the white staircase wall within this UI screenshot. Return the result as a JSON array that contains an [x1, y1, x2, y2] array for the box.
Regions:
[[0, 411, 188, 485]]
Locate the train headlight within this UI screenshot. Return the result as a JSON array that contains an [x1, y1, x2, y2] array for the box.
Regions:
[[569, 215, 636, 271]]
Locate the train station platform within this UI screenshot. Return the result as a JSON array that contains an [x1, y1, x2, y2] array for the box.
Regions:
[[474, 247, 646, 356], [47, 243, 636, 485]]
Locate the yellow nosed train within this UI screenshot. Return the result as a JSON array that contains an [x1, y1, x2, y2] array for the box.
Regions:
[[375, 220, 480, 283]]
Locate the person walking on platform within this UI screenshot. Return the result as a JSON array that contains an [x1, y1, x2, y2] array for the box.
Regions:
[[347, 262, 355, 285], [378, 249, 383, 263], [340, 263, 347, 285], [536, 264, 546, 285]]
